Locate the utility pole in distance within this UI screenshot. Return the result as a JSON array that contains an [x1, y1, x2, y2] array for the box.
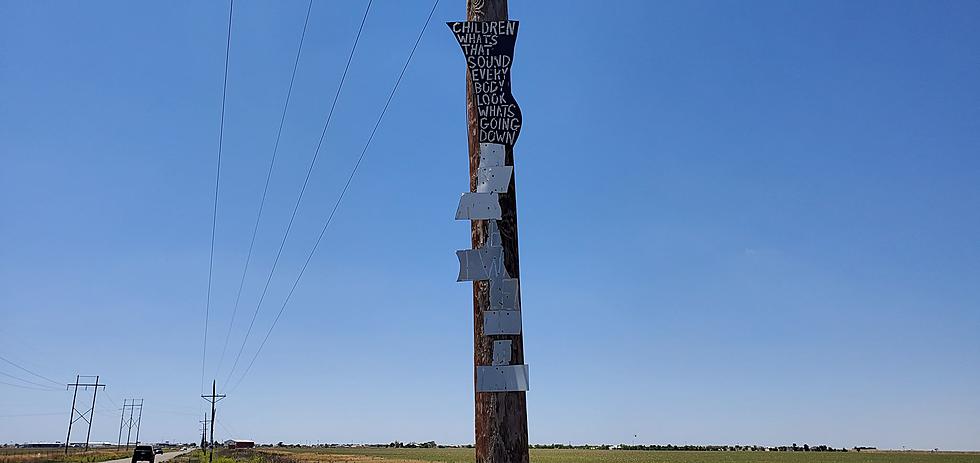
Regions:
[[201, 380, 225, 463], [117, 399, 144, 449], [449, 1, 530, 462], [200, 415, 209, 450], [117, 400, 125, 450], [134, 400, 143, 445], [64, 375, 106, 455]]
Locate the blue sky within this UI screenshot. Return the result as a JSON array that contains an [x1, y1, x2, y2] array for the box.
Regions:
[[2, 0, 979, 451]]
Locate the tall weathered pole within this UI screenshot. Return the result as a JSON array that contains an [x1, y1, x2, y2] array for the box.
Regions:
[[452, 0, 530, 462]]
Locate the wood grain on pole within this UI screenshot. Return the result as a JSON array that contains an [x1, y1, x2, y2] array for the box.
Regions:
[[465, 1, 530, 462]]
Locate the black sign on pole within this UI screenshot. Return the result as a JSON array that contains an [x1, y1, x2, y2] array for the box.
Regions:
[[448, 20, 522, 147]]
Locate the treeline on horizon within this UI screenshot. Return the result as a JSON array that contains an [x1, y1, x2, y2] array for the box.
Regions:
[[573, 444, 850, 452], [321, 442, 854, 452]]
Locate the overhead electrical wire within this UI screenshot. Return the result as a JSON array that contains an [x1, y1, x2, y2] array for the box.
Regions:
[[215, 418, 238, 437], [0, 354, 63, 386], [94, 408, 121, 417], [102, 392, 122, 409], [0, 411, 66, 418], [222, 0, 376, 388], [0, 379, 61, 391], [0, 370, 62, 390], [214, 0, 315, 381], [156, 410, 201, 417], [201, 0, 236, 398], [228, 0, 442, 393]]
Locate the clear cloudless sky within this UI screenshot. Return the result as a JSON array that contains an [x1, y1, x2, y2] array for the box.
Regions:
[[1, 0, 979, 451]]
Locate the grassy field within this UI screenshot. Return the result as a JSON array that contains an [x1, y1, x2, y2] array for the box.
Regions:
[[5, 447, 977, 463], [232, 447, 980, 463], [0, 449, 131, 463]]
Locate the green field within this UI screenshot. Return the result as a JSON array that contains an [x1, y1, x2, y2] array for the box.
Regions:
[[256, 447, 980, 463], [5, 447, 976, 463]]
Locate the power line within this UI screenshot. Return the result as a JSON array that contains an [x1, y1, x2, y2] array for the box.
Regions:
[[0, 354, 62, 386], [0, 411, 66, 417], [157, 410, 201, 417], [102, 391, 122, 409], [215, 0, 315, 381], [228, 0, 441, 393], [0, 370, 62, 390], [202, 0, 236, 399], [223, 0, 376, 388], [0, 379, 61, 391], [215, 418, 237, 438]]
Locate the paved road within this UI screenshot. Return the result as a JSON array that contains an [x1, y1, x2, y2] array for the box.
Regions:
[[101, 450, 191, 463]]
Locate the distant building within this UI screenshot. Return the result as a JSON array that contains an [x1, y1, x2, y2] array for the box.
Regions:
[[224, 439, 255, 449]]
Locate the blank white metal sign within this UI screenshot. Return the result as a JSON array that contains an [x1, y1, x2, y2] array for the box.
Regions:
[[483, 310, 522, 335], [477, 166, 513, 193], [492, 340, 512, 366], [476, 364, 529, 392], [479, 143, 505, 167], [456, 192, 501, 220]]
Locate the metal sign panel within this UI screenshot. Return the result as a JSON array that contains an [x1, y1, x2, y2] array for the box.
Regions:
[[477, 166, 513, 193], [492, 340, 512, 366], [448, 21, 522, 147], [487, 220, 502, 246], [455, 192, 501, 220], [483, 310, 522, 335], [489, 278, 519, 310], [479, 143, 506, 167], [476, 365, 529, 392], [456, 246, 507, 282]]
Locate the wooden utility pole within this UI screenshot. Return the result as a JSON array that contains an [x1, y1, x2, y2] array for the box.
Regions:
[[201, 380, 225, 463], [462, 1, 530, 462], [200, 415, 209, 450], [210, 381, 216, 460]]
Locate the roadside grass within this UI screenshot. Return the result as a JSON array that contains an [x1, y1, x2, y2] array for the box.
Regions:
[[242, 447, 980, 463], [7, 447, 976, 463], [170, 450, 266, 463], [167, 450, 203, 463], [0, 449, 131, 463]]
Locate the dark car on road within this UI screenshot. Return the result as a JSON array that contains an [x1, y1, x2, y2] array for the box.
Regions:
[[133, 445, 155, 463], [153, 447, 163, 455]]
